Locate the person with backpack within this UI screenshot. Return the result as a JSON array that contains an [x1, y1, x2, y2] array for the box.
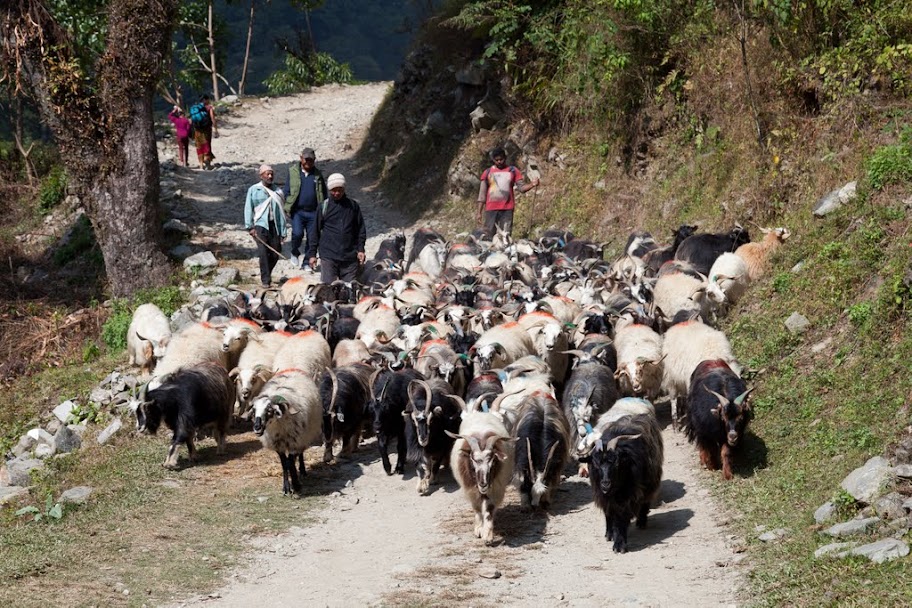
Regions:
[[244, 165, 287, 287], [280, 147, 327, 269], [476, 146, 539, 238], [190, 95, 218, 170], [306, 173, 366, 283]]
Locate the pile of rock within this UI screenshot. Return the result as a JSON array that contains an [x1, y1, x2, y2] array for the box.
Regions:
[[813, 455, 912, 564]]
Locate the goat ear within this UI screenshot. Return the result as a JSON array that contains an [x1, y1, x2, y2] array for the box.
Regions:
[[433, 406, 443, 416], [710, 407, 721, 418], [229, 367, 240, 380]]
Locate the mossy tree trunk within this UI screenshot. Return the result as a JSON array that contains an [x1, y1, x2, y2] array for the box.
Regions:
[[1, 0, 178, 297]]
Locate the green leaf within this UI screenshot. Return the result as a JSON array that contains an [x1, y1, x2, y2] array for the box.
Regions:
[[15, 506, 40, 517], [47, 503, 63, 520]]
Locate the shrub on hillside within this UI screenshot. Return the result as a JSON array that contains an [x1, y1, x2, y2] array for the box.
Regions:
[[38, 165, 67, 214], [264, 52, 354, 96]]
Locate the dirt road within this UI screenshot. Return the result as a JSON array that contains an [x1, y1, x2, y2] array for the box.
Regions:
[[162, 83, 744, 607]]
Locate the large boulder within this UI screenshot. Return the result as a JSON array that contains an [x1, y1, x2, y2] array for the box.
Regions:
[[848, 538, 910, 564], [841, 456, 893, 503], [7, 458, 44, 486], [813, 181, 857, 217]]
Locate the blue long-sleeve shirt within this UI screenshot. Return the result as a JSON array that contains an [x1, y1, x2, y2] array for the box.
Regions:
[[244, 183, 287, 235]]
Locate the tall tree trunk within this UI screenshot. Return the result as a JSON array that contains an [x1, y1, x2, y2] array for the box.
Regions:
[[304, 7, 315, 51], [2, 0, 177, 297], [239, 0, 256, 96], [208, 0, 219, 100]]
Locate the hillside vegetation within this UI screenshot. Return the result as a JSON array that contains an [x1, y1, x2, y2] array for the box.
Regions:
[[364, 0, 912, 603]]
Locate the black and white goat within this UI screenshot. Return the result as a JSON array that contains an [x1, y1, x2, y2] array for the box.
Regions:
[[133, 362, 234, 469], [251, 369, 323, 496], [513, 392, 570, 510]]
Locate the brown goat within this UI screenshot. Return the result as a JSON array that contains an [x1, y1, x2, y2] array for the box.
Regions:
[[734, 227, 791, 281]]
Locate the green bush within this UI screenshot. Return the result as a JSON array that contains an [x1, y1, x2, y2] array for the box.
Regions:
[[865, 141, 912, 191], [264, 52, 354, 96], [38, 165, 68, 214], [100, 286, 183, 354]]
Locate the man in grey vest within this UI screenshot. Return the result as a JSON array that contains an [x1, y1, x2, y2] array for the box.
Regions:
[[281, 147, 326, 269]]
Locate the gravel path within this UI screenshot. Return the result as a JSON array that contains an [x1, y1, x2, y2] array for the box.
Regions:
[[161, 83, 744, 607]]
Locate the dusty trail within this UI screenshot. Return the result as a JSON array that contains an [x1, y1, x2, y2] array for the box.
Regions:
[[160, 84, 743, 607]]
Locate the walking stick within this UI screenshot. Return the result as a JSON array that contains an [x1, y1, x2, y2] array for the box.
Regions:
[[250, 230, 288, 260]]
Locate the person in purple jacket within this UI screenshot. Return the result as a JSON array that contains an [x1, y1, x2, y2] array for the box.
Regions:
[[168, 106, 192, 167]]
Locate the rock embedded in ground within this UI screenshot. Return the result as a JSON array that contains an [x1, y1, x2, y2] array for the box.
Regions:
[[97, 419, 123, 445], [7, 458, 44, 486], [848, 538, 910, 564], [90, 387, 111, 405], [758, 528, 789, 542], [27, 428, 55, 446], [784, 312, 811, 334], [841, 456, 893, 503], [11, 434, 37, 458], [59, 486, 93, 505], [814, 541, 858, 559], [874, 492, 906, 521], [813, 181, 857, 217], [164, 218, 193, 235], [823, 517, 881, 538], [814, 501, 838, 524], [0, 486, 29, 505], [34, 444, 55, 459], [54, 425, 81, 454], [211, 267, 240, 288], [892, 464, 912, 479], [53, 400, 77, 423]]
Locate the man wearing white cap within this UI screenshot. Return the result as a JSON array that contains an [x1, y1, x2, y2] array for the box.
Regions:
[[244, 164, 287, 287], [307, 172, 366, 283]]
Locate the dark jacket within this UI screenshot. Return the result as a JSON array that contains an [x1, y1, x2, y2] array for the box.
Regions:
[[307, 195, 366, 262], [282, 163, 326, 214]]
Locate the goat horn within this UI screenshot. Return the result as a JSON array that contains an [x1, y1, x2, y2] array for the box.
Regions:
[[606, 433, 641, 451], [327, 368, 339, 415], [485, 434, 502, 452], [542, 440, 560, 475], [703, 386, 730, 406], [733, 387, 755, 406], [448, 394, 467, 412], [526, 438, 534, 475]]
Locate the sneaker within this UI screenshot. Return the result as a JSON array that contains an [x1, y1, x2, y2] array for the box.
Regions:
[[289, 255, 300, 267]]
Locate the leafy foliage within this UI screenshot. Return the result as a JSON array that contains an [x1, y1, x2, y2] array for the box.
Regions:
[[15, 495, 64, 523], [865, 130, 912, 190], [263, 52, 354, 96], [38, 165, 68, 214]]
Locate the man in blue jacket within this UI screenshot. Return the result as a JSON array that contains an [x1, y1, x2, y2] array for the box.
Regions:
[[245, 164, 287, 287], [307, 173, 366, 283], [281, 147, 326, 269]]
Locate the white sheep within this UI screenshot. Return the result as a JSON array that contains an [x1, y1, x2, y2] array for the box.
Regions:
[[661, 319, 741, 429], [271, 330, 331, 379], [652, 271, 708, 322], [251, 370, 324, 495], [150, 322, 225, 389], [355, 301, 400, 348], [613, 323, 664, 401], [221, 318, 264, 370], [705, 252, 750, 317], [332, 339, 372, 367], [518, 312, 570, 385], [735, 227, 791, 281], [127, 303, 172, 375], [471, 321, 536, 374], [228, 331, 288, 417], [415, 241, 448, 279]]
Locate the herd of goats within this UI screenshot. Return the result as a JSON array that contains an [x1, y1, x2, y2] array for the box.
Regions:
[[125, 222, 790, 553]]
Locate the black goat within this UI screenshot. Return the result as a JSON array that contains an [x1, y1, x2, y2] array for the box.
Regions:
[[375, 232, 407, 263], [685, 359, 753, 480], [562, 239, 605, 261], [514, 393, 570, 510], [584, 411, 664, 553], [319, 364, 372, 463], [404, 378, 462, 495], [642, 224, 698, 273], [134, 362, 234, 469], [674, 225, 750, 276], [367, 367, 425, 475], [328, 316, 360, 352], [464, 372, 503, 408]]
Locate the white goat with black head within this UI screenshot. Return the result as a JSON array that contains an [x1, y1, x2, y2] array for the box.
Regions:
[[251, 370, 323, 496]]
